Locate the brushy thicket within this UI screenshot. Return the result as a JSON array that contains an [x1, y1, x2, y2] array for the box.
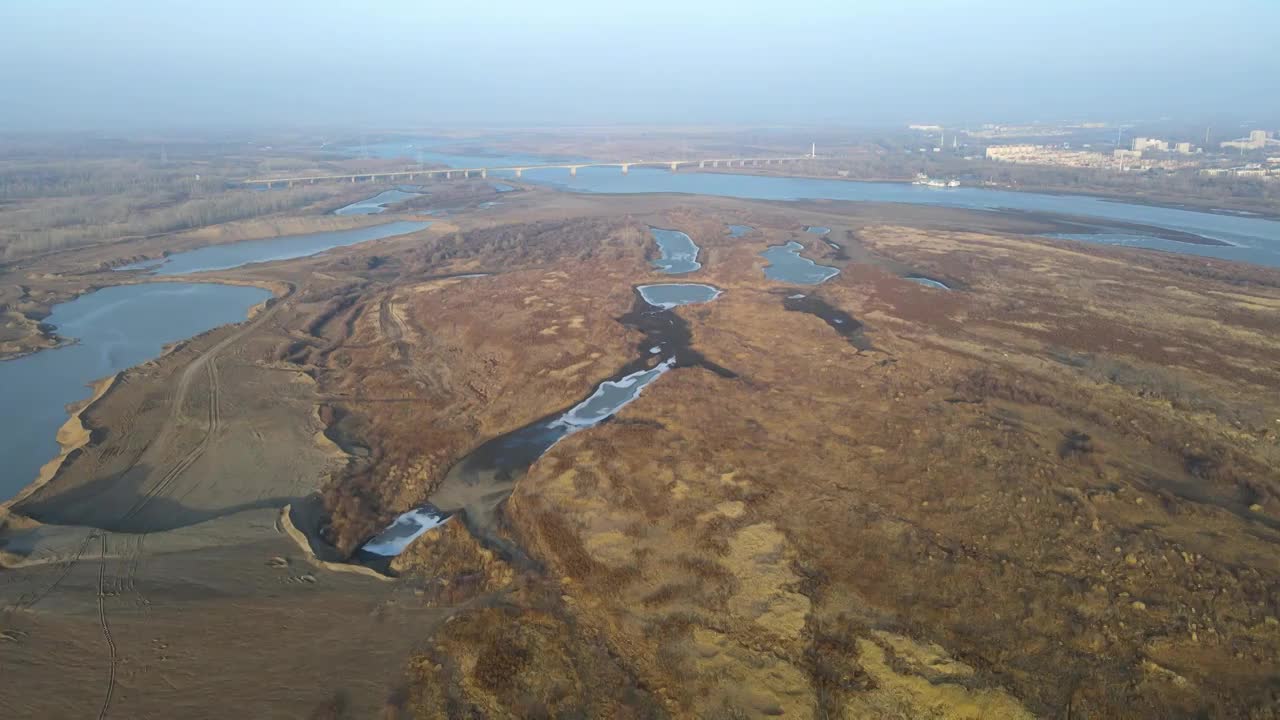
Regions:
[[0, 138, 355, 262], [0, 160, 338, 261]]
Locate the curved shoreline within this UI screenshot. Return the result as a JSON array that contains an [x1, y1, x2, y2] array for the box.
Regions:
[[0, 279, 289, 510], [0, 372, 120, 513], [688, 166, 1280, 221]]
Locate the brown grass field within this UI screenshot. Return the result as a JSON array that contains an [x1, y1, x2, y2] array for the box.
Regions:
[[2, 182, 1279, 718]]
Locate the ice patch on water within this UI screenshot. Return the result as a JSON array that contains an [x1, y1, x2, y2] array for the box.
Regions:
[[361, 507, 450, 556], [904, 276, 950, 290], [636, 283, 722, 309], [552, 357, 676, 430]]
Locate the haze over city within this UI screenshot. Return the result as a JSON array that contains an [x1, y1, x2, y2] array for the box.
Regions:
[[2, 0, 1279, 129]]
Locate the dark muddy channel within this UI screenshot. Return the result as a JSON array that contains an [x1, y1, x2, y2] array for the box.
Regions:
[[781, 293, 872, 351]]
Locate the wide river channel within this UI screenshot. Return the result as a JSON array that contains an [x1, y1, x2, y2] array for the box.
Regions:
[[356, 141, 1280, 267]]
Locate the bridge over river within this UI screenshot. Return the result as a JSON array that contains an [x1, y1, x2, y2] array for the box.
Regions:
[[240, 156, 814, 188]]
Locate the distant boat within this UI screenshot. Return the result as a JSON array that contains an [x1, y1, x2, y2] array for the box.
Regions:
[[913, 174, 960, 188]]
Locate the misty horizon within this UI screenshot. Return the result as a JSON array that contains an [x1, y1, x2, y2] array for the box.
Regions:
[[2, 0, 1278, 131]]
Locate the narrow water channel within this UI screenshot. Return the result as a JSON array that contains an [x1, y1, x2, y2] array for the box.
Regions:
[[119, 221, 429, 275]]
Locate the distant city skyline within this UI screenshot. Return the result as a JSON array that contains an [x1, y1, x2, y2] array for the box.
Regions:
[[1, 0, 1278, 131]]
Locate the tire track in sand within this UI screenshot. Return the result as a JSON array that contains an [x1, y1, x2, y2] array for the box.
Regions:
[[8, 529, 96, 611], [96, 533, 118, 720], [119, 299, 281, 525]]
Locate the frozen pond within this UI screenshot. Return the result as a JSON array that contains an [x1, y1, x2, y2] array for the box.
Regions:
[[636, 283, 723, 309], [650, 228, 702, 274], [761, 242, 840, 284]]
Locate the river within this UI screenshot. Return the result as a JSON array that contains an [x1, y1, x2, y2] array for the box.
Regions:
[[0, 283, 273, 501], [364, 143, 1280, 267]]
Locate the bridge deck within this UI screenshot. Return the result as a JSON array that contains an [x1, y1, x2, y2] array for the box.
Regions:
[[240, 157, 813, 186]]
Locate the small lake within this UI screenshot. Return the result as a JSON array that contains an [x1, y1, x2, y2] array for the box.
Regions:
[[805, 226, 831, 235], [120, 221, 429, 275], [728, 224, 753, 238], [636, 283, 722, 309], [0, 283, 273, 502], [651, 228, 702, 274], [761, 242, 841, 284], [334, 189, 422, 216]]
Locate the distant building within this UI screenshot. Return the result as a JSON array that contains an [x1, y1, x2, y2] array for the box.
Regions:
[[1132, 137, 1169, 152], [983, 143, 1192, 171], [1221, 129, 1279, 151], [909, 124, 943, 132], [1175, 142, 1193, 154], [985, 144, 1114, 169], [1200, 163, 1278, 179]]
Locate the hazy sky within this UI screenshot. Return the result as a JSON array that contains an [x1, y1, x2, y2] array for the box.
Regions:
[[1, 0, 1277, 130]]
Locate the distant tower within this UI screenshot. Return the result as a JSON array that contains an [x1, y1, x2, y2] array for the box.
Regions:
[[940, 130, 945, 150], [810, 142, 816, 158]]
